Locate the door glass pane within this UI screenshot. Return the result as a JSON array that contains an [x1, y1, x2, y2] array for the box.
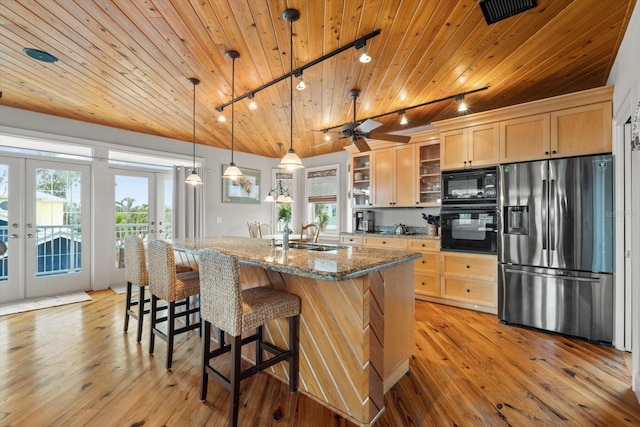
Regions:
[[162, 176, 174, 239], [35, 168, 82, 277], [0, 165, 8, 281], [115, 176, 149, 268]]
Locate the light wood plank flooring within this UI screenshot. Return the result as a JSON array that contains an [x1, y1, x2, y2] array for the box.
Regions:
[[1, 289, 638, 426]]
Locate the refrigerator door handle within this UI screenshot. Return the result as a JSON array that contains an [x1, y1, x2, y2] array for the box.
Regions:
[[505, 268, 601, 283], [542, 179, 548, 251], [549, 179, 556, 251]]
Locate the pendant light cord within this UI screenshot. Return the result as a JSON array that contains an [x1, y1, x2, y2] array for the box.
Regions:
[[192, 81, 196, 170], [290, 19, 294, 151], [231, 57, 236, 163]]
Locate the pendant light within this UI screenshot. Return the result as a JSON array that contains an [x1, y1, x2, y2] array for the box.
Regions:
[[222, 50, 243, 181], [265, 143, 293, 203], [185, 77, 203, 185], [278, 8, 304, 171]]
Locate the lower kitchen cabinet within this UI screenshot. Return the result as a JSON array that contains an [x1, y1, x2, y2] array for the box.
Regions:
[[340, 235, 363, 246], [409, 239, 440, 297], [363, 236, 408, 250], [438, 251, 498, 314]]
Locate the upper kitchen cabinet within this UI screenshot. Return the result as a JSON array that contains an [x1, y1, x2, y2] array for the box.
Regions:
[[500, 102, 612, 163], [351, 153, 372, 208], [440, 123, 499, 170], [499, 114, 551, 163], [550, 102, 612, 157], [372, 144, 415, 207], [416, 141, 441, 206]]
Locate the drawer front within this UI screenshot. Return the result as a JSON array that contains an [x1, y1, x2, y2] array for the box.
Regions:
[[415, 273, 439, 297], [441, 253, 497, 281], [340, 236, 363, 246], [413, 252, 439, 273], [408, 239, 440, 251], [363, 237, 408, 250], [441, 277, 496, 306]]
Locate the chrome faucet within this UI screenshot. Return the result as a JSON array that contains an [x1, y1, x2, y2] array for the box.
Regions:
[[282, 222, 291, 251]]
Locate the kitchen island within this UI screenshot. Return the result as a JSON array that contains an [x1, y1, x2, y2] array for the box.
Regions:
[[170, 237, 420, 426]]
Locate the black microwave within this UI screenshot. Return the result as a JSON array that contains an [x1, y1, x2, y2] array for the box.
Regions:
[[442, 167, 497, 204]]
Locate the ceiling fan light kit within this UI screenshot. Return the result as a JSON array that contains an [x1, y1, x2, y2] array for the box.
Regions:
[[185, 77, 203, 186], [222, 50, 244, 181]]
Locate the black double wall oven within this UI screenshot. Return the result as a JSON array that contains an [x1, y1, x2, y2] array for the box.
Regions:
[[440, 167, 498, 254]]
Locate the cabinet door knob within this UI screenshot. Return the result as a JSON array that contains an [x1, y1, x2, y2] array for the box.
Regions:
[[545, 151, 550, 155], [463, 161, 467, 165], [421, 244, 425, 247], [421, 260, 425, 264], [466, 265, 470, 269], [421, 282, 425, 286], [552, 150, 557, 155], [466, 288, 471, 293], [468, 160, 472, 165]]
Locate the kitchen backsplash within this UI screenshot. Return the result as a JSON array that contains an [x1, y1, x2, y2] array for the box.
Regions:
[[363, 206, 440, 232]]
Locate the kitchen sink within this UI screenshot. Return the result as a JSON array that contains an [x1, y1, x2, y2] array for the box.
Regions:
[[287, 243, 343, 252]]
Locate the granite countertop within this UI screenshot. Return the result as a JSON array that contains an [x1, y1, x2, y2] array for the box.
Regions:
[[169, 237, 420, 282], [340, 231, 441, 241]]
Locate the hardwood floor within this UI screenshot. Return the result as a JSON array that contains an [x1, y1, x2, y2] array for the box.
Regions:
[[1, 289, 638, 426]]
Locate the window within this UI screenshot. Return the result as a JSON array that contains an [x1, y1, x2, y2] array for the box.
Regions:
[[306, 165, 340, 236]]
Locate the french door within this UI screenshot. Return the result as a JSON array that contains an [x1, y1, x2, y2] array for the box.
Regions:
[[109, 169, 173, 286], [0, 157, 91, 302]]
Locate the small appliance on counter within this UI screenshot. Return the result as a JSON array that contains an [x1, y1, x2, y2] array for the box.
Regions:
[[354, 210, 375, 232]]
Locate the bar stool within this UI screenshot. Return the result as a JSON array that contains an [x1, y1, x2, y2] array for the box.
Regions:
[[123, 237, 193, 343], [123, 236, 149, 343], [147, 240, 201, 370], [198, 249, 300, 427]]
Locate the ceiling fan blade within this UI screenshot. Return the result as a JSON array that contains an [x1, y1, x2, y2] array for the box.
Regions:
[[355, 118, 382, 133], [354, 136, 371, 152], [366, 132, 411, 143]]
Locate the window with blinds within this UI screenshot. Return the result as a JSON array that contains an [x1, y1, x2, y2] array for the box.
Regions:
[[307, 168, 337, 203]]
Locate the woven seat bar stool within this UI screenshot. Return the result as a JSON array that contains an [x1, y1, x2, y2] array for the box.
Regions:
[[198, 249, 300, 427], [123, 236, 193, 343], [148, 240, 201, 370], [123, 236, 149, 343]]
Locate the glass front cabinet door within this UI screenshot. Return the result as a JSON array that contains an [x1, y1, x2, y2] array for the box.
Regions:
[[416, 141, 441, 206], [351, 154, 371, 208]]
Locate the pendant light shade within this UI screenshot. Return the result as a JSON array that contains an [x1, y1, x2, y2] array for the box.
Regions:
[[186, 77, 203, 186], [222, 50, 244, 181], [278, 8, 304, 171]]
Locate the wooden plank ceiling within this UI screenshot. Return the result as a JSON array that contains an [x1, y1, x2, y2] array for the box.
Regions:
[[0, 0, 635, 159]]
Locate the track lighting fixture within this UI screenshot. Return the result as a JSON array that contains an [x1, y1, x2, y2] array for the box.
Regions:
[[214, 30, 381, 113], [216, 106, 226, 122], [358, 44, 372, 63], [248, 93, 257, 110], [323, 130, 331, 141], [185, 77, 203, 186], [295, 71, 306, 91], [399, 110, 408, 125], [456, 94, 468, 112], [222, 50, 243, 181], [278, 8, 304, 171]]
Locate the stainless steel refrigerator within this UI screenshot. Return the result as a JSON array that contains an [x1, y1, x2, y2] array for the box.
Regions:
[[498, 154, 614, 343]]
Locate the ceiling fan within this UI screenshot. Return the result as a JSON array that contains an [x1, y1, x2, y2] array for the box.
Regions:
[[316, 89, 411, 152]]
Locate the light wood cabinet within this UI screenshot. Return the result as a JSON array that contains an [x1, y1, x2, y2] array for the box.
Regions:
[[500, 101, 612, 163], [340, 235, 363, 247], [439, 252, 497, 313], [499, 114, 550, 163], [351, 153, 372, 208], [372, 145, 415, 207], [550, 101, 612, 157], [363, 236, 408, 250], [441, 123, 499, 170], [409, 239, 440, 298], [415, 141, 441, 206]]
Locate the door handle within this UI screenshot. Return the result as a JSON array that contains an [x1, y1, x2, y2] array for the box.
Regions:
[[10, 234, 19, 239], [27, 234, 34, 238], [549, 179, 556, 251], [542, 179, 548, 251], [505, 268, 601, 283]]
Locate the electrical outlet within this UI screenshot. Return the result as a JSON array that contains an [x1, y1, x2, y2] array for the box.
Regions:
[[216, 217, 222, 224]]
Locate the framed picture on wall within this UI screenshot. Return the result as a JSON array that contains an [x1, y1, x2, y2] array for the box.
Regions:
[[222, 165, 261, 203]]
